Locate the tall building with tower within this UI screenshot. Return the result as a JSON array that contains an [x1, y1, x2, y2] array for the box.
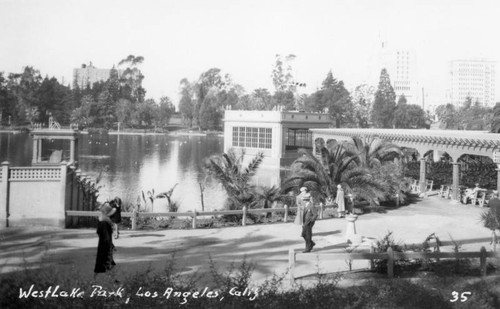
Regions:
[[72, 62, 121, 89], [447, 59, 496, 106], [371, 35, 420, 106]]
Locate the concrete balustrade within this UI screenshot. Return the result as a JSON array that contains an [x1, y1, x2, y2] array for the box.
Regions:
[[0, 161, 96, 228]]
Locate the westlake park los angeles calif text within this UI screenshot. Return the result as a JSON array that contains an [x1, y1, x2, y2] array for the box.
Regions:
[[2, 1, 500, 308]]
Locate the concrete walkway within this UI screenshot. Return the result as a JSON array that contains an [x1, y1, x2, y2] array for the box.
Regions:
[[0, 196, 494, 288]]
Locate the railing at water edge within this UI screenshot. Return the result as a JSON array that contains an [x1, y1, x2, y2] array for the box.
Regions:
[[65, 203, 337, 229]]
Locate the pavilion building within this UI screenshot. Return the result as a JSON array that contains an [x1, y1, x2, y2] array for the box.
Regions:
[[223, 110, 332, 169]]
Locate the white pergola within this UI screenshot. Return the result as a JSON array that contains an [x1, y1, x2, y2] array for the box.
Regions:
[[311, 128, 500, 201]]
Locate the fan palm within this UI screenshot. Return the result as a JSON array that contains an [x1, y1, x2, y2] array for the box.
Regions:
[[255, 185, 282, 209], [348, 136, 403, 169], [204, 148, 264, 210], [282, 141, 387, 205]]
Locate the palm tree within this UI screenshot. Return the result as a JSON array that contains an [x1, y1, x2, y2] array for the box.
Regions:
[[282, 141, 387, 206], [349, 136, 410, 204], [204, 148, 264, 210], [255, 185, 282, 209], [348, 136, 403, 169]]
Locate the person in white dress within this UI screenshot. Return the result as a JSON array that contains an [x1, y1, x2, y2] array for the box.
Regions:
[[294, 187, 308, 225], [335, 184, 345, 218]]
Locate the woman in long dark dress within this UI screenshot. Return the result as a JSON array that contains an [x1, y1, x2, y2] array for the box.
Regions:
[[94, 203, 116, 279]]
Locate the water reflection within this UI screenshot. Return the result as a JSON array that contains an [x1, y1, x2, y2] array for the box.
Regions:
[[0, 133, 289, 212]]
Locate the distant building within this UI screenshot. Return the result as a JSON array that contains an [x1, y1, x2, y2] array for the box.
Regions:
[[72, 62, 121, 89], [447, 59, 496, 106], [371, 36, 420, 105], [392, 50, 419, 105]]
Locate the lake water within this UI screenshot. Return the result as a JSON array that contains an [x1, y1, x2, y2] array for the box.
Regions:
[[0, 132, 285, 211]]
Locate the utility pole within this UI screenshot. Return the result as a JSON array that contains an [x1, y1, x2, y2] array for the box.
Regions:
[[422, 87, 425, 110]]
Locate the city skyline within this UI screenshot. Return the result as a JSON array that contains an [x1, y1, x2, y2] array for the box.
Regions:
[[1, 0, 500, 108]]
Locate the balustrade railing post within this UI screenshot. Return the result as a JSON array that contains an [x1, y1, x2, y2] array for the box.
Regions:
[[60, 162, 68, 228], [284, 205, 288, 222], [0, 161, 10, 228], [242, 206, 247, 226], [192, 209, 197, 229]]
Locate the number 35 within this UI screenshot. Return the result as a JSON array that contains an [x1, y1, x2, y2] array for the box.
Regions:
[[450, 291, 471, 302]]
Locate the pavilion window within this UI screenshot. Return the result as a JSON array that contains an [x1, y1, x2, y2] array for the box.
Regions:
[[231, 126, 272, 149]]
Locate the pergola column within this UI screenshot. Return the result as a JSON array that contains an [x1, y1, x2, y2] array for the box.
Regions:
[[452, 161, 460, 201], [419, 158, 426, 193], [32, 138, 38, 164], [37, 139, 42, 162], [70, 137, 75, 163]]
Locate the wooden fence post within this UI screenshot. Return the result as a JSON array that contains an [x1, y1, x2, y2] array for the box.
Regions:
[[288, 248, 295, 285], [369, 246, 375, 270], [387, 247, 394, 278], [131, 208, 137, 230], [319, 203, 324, 220], [480, 246, 487, 277], [284, 205, 288, 222], [192, 209, 197, 229], [242, 206, 247, 226]]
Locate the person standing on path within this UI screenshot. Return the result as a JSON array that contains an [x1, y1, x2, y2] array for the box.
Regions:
[[301, 198, 318, 253], [294, 187, 309, 226], [335, 184, 346, 217], [94, 203, 116, 279]]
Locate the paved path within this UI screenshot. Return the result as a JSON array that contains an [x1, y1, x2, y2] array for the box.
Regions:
[[0, 196, 493, 288]]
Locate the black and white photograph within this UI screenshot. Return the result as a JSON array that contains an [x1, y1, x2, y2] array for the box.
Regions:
[[1, 0, 500, 308]]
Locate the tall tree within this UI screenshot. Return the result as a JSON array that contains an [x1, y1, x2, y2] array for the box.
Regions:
[[251, 88, 272, 110], [491, 103, 500, 133], [352, 84, 375, 128], [371, 68, 396, 128], [194, 68, 224, 128], [0, 72, 20, 124], [8, 66, 43, 123], [106, 66, 121, 102], [435, 103, 457, 129], [133, 99, 157, 127], [71, 95, 98, 128], [118, 55, 145, 102], [178, 78, 195, 127], [96, 89, 116, 127], [394, 95, 410, 128], [271, 54, 296, 93], [271, 91, 295, 111], [115, 98, 134, 127], [308, 71, 353, 127], [155, 96, 175, 128]]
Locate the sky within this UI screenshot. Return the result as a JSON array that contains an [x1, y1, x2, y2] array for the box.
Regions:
[[1, 0, 500, 108]]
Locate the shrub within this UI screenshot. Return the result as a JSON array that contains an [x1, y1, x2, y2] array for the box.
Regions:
[[373, 231, 408, 274]]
